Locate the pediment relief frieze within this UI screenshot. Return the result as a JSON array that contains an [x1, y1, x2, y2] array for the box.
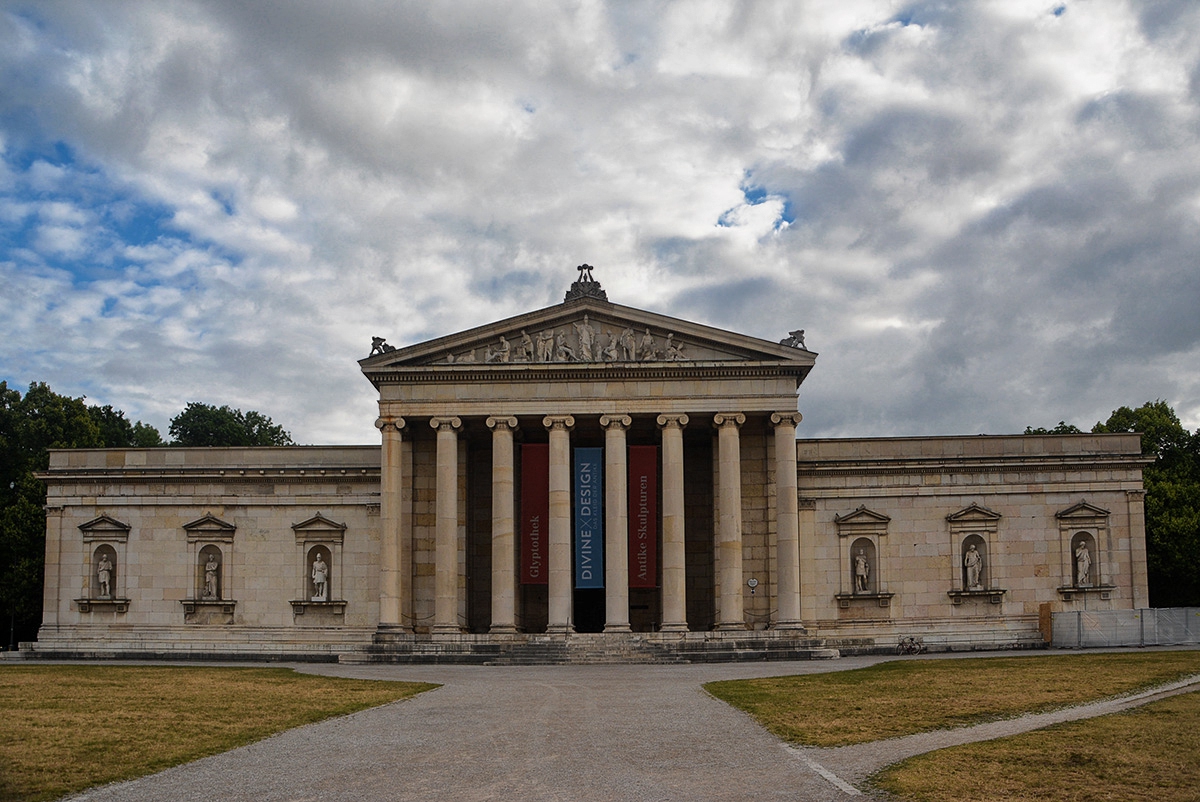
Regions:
[[441, 315, 701, 366], [360, 275, 817, 378]]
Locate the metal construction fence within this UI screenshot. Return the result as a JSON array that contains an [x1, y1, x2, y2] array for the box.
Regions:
[[1052, 608, 1200, 648]]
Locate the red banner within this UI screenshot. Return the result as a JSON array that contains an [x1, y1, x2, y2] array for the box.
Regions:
[[520, 444, 549, 585], [628, 445, 658, 588]]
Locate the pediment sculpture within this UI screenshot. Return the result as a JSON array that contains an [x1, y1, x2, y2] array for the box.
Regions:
[[444, 315, 693, 365]]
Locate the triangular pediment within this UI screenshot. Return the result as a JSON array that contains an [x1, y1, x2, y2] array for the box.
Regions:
[[946, 503, 1002, 522], [360, 295, 816, 380], [79, 514, 131, 534], [183, 513, 236, 533], [292, 512, 347, 533], [834, 505, 892, 525], [1056, 501, 1110, 520]]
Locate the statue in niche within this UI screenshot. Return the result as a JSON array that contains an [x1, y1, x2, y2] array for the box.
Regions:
[[779, 329, 806, 349], [1076, 541, 1092, 587], [555, 331, 578, 362], [638, 328, 658, 361], [619, 327, 637, 361], [664, 334, 686, 361], [369, 336, 396, 356], [202, 554, 220, 600], [536, 330, 555, 362], [854, 548, 870, 593], [518, 330, 534, 362], [964, 543, 984, 590], [601, 329, 619, 362], [96, 553, 113, 598], [573, 315, 596, 361], [311, 553, 329, 602]]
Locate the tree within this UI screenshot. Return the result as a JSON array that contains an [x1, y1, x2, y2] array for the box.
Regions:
[[0, 382, 102, 646], [1023, 421, 1084, 435], [1093, 401, 1200, 607], [168, 403, 294, 447], [88, 405, 165, 447], [0, 382, 165, 647]]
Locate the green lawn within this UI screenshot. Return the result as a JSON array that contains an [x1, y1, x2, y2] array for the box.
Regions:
[[0, 665, 437, 802], [705, 651, 1200, 746], [706, 650, 1200, 802], [874, 689, 1200, 802]]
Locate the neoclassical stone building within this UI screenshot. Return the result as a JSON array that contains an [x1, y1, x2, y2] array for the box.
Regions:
[[34, 272, 1149, 661]]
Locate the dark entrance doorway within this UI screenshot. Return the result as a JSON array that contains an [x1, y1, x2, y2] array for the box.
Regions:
[[573, 588, 605, 632]]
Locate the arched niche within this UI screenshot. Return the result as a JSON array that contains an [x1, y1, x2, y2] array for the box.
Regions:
[[198, 545, 223, 600], [307, 545, 332, 602], [850, 537, 877, 595], [961, 534, 987, 591], [92, 544, 118, 599], [1072, 531, 1097, 588]]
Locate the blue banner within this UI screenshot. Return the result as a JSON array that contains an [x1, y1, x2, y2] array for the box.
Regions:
[[574, 447, 604, 589]]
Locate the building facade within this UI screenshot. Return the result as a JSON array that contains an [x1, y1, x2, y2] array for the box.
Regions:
[[33, 273, 1149, 660]]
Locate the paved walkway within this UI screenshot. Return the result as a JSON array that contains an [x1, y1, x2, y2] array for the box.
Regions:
[[64, 654, 1200, 802]]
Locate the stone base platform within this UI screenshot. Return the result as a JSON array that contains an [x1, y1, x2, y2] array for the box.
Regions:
[[347, 631, 848, 665], [18, 620, 1048, 664]]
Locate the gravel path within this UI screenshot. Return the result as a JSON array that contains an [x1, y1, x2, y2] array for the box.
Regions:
[[61, 653, 1200, 802]]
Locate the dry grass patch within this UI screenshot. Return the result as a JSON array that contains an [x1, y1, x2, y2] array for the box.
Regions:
[[705, 651, 1200, 747], [874, 689, 1200, 802], [0, 665, 437, 802]]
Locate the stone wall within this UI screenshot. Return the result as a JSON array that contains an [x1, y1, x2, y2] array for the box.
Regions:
[[38, 446, 381, 658], [796, 433, 1148, 645]]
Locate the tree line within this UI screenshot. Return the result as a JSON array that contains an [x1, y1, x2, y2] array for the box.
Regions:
[[1, 381, 292, 646], [1026, 400, 1200, 609]]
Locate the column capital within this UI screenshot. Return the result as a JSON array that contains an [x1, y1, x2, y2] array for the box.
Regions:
[[1126, 489, 1147, 501], [656, 413, 689, 429], [486, 416, 519, 432], [543, 415, 575, 432], [600, 414, 632, 430], [375, 416, 407, 432], [713, 412, 746, 428], [429, 416, 462, 432], [770, 412, 803, 427]]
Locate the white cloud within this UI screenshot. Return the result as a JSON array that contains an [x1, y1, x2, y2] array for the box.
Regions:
[[0, 0, 1198, 443]]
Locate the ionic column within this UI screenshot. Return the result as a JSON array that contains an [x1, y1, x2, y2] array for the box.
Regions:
[[544, 415, 575, 634], [772, 412, 804, 630], [714, 412, 746, 631], [376, 415, 408, 629], [430, 416, 462, 635], [601, 414, 632, 632], [658, 413, 689, 632], [487, 416, 519, 634]]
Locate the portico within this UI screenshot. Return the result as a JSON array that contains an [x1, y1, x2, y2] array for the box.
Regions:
[[360, 271, 815, 637]]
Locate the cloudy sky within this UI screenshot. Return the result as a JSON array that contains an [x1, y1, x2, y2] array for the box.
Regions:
[[2, 1, 1198, 444]]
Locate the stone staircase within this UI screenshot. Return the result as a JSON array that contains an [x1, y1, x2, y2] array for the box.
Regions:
[[343, 631, 852, 665]]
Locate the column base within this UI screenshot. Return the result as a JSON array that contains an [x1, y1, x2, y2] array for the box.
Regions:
[[716, 621, 747, 632], [603, 623, 632, 633], [772, 620, 807, 632], [488, 624, 519, 635], [432, 624, 463, 636], [546, 623, 575, 635], [659, 622, 689, 633], [376, 622, 413, 634]]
